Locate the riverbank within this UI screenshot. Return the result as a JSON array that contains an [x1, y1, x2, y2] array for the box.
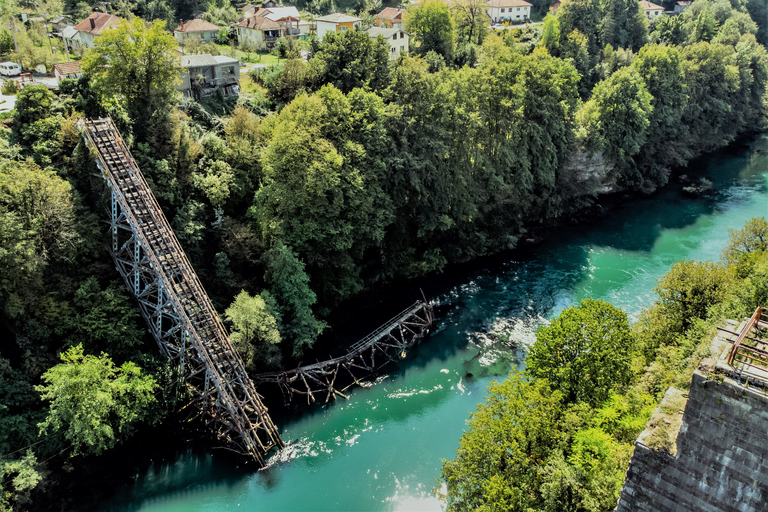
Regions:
[[27, 130, 768, 511]]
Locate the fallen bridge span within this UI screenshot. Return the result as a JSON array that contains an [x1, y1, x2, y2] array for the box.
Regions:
[[253, 301, 434, 405]]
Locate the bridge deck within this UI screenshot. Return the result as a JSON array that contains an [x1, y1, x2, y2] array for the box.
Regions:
[[79, 117, 283, 463], [254, 301, 433, 404]]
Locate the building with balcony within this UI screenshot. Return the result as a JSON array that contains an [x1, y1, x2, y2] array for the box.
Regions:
[[177, 54, 240, 100], [375, 8, 404, 29], [236, 15, 285, 50]]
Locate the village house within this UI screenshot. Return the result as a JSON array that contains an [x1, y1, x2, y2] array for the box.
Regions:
[[49, 15, 74, 32], [366, 27, 408, 61], [177, 54, 241, 100], [65, 12, 122, 51], [674, 0, 691, 13], [487, 0, 532, 24], [236, 16, 285, 50], [241, 6, 303, 38], [375, 7, 404, 29], [174, 19, 221, 45], [639, 0, 664, 20], [550, 1, 561, 14], [314, 13, 362, 40], [53, 61, 82, 84]]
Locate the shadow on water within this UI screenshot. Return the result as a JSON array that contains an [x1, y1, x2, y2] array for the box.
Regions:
[[84, 131, 768, 512]]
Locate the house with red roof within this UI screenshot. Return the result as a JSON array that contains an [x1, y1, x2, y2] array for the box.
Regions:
[[639, 0, 664, 20], [235, 16, 286, 50], [66, 12, 122, 51], [375, 7, 404, 29], [174, 19, 221, 45]]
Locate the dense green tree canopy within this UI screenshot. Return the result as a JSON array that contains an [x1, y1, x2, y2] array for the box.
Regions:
[[225, 290, 282, 371], [526, 299, 634, 406], [36, 345, 157, 456], [405, 0, 456, 62], [82, 18, 182, 133]]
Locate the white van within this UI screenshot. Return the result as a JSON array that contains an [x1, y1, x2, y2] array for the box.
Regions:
[[0, 62, 22, 77]]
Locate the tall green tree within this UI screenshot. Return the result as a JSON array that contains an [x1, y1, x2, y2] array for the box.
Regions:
[[309, 29, 391, 94], [262, 244, 326, 358], [405, 0, 456, 63], [82, 18, 182, 146], [599, 0, 648, 51], [440, 373, 564, 512], [225, 290, 282, 371], [526, 299, 634, 406], [578, 66, 653, 168], [557, 0, 601, 55], [36, 345, 157, 457]]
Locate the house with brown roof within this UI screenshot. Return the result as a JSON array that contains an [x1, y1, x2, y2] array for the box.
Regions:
[[375, 7, 404, 29], [67, 12, 122, 51], [315, 13, 363, 40], [487, 0, 532, 23], [550, 1, 561, 14], [53, 61, 82, 83], [174, 19, 221, 45], [236, 16, 285, 50], [639, 0, 664, 20]]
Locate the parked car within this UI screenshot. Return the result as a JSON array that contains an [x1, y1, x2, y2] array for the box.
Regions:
[[0, 62, 22, 77]]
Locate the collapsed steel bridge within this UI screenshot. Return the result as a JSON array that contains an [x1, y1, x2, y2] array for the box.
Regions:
[[253, 301, 434, 405], [78, 117, 284, 464]]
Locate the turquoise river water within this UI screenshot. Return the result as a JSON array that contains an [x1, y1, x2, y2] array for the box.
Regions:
[[97, 133, 768, 512]]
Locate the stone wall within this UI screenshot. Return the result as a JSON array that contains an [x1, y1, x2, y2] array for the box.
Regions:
[[616, 369, 768, 511]]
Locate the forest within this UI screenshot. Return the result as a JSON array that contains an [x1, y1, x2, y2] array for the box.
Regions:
[[1, 0, 768, 508]]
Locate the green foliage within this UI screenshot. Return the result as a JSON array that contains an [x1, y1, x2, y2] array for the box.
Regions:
[[540, 14, 561, 54], [225, 290, 282, 371], [63, 277, 146, 361], [578, 66, 653, 167], [36, 345, 157, 457], [599, 0, 648, 51], [439, 373, 564, 512], [526, 299, 634, 406], [310, 30, 391, 94], [451, 0, 489, 46], [556, 0, 601, 55], [82, 18, 182, 140], [0, 450, 42, 510], [0, 160, 77, 318], [405, 0, 456, 62], [262, 244, 326, 358], [722, 216, 768, 275]]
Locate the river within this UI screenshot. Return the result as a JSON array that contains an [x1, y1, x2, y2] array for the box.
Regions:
[[94, 133, 768, 512]]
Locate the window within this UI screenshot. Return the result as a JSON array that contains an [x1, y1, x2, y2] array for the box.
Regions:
[[400, 45, 404, 51], [501, 8, 505, 12], [340, 25, 348, 31], [391, 47, 395, 53], [517, 7, 520, 10]]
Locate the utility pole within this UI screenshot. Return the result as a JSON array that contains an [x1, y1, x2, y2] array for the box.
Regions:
[[9, 19, 20, 67]]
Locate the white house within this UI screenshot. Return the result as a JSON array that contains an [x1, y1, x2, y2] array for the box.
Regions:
[[66, 12, 122, 51], [174, 19, 221, 45], [314, 13, 362, 40], [487, 0, 532, 24], [639, 0, 664, 20], [365, 27, 408, 61], [236, 15, 285, 50]]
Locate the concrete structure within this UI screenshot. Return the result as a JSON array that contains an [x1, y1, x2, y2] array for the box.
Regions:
[[236, 16, 284, 50], [50, 16, 74, 32], [67, 12, 122, 51], [487, 0, 532, 24], [375, 7, 404, 29], [315, 12, 362, 40], [617, 318, 768, 512], [174, 19, 221, 45], [240, 6, 302, 41], [53, 61, 82, 83], [639, 0, 664, 20], [366, 27, 409, 61], [177, 54, 240, 100]]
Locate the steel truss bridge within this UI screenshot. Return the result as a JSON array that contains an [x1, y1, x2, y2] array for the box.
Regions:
[[253, 301, 434, 405], [79, 117, 284, 464]]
